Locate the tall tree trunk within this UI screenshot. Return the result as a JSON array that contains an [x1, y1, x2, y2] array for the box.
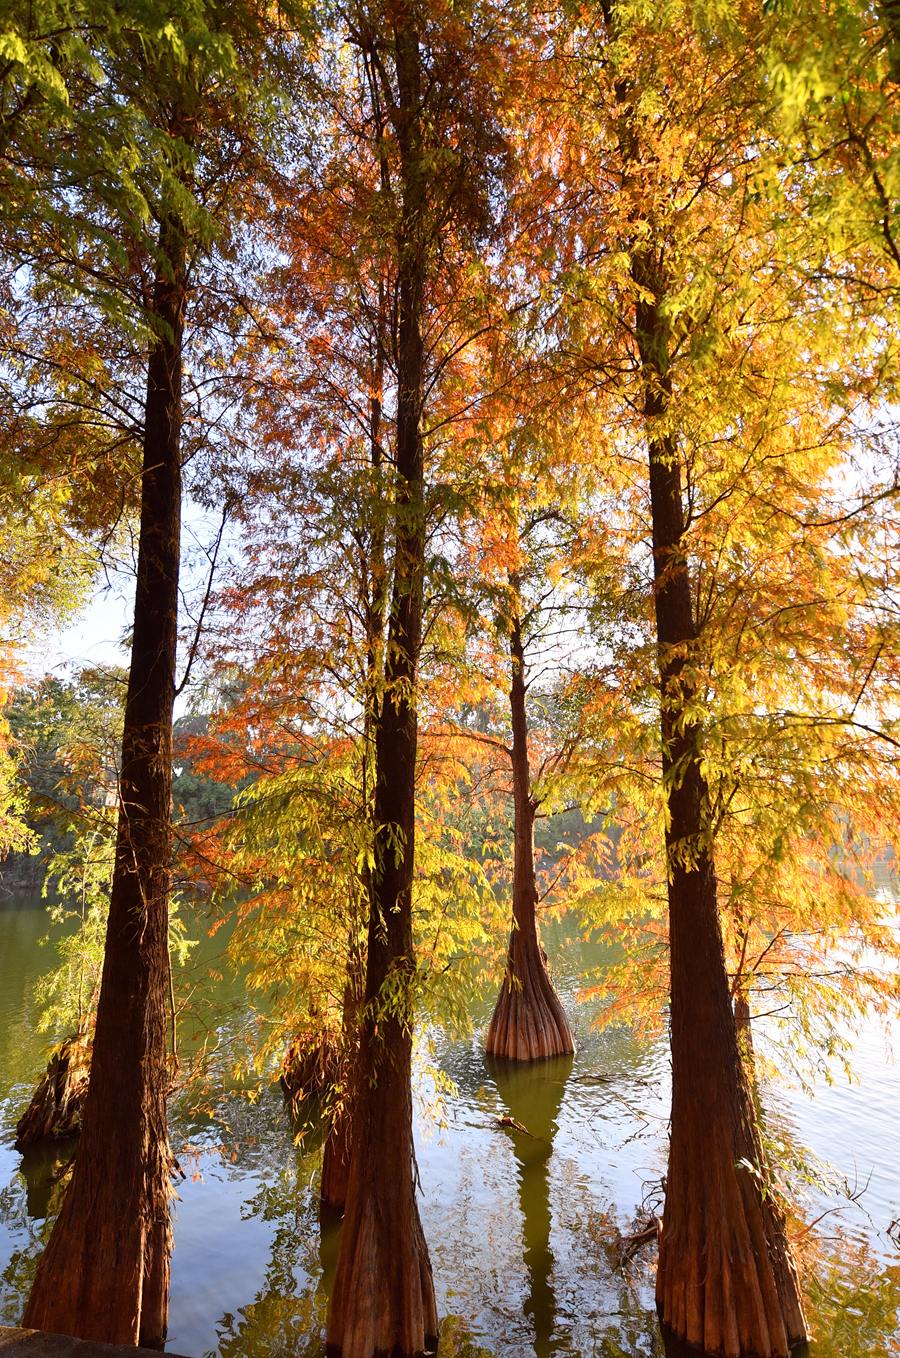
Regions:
[[634, 268, 807, 1357], [486, 609, 575, 1061], [322, 302, 389, 1218], [24, 221, 185, 1348], [326, 17, 437, 1357]]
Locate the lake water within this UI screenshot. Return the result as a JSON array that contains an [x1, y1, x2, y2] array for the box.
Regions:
[[1, 897, 898, 1357]]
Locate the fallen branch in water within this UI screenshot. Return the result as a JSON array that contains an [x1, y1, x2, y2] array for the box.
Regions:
[[493, 1116, 549, 1143], [616, 1217, 662, 1267]]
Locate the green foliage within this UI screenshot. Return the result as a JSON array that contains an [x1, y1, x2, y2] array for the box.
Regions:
[[36, 822, 115, 1035], [35, 821, 196, 1040], [5, 666, 127, 869], [413, 772, 514, 1029], [0, 0, 313, 728], [4, 666, 203, 1038], [2, 0, 272, 279], [0, 738, 35, 861], [184, 692, 506, 1085]]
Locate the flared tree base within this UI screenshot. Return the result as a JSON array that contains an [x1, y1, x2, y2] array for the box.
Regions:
[[280, 1035, 340, 1113], [325, 1126, 438, 1357], [326, 1013, 437, 1358], [658, 1317, 810, 1358], [657, 1119, 807, 1358], [486, 946, 575, 1061], [16, 1033, 91, 1147], [326, 1202, 438, 1358]]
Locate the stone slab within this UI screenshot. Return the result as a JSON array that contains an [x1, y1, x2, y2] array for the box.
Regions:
[[0, 1328, 192, 1358]]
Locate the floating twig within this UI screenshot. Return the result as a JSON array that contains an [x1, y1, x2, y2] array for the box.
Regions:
[[493, 1116, 550, 1143]]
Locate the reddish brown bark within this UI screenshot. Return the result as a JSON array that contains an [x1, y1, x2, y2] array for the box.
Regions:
[[23, 221, 185, 1348], [320, 1101, 353, 1213], [487, 611, 575, 1062], [634, 270, 807, 1355], [320, 293, 386, 1220], [325, 15, 436, 1356], [15, 1033, 91, 1147]]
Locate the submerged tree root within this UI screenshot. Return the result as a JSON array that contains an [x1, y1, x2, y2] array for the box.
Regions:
[[15, 1032, 91, 1147]]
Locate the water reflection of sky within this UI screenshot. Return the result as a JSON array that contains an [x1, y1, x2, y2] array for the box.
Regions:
[[1, 901, 899, 1356], [776, 1006, 900, 1237]]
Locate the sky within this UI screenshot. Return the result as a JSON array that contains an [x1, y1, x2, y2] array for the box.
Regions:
[[27, 576, 134, 678], [19, 496, 228, 720]]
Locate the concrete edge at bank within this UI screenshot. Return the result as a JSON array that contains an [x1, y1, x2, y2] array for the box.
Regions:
[[0, 1327, 192, 1358]]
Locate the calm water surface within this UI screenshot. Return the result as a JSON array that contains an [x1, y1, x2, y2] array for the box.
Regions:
[[1, 898, 898, 1357]]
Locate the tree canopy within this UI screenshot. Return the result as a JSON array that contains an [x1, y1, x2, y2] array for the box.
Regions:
[[3, 0, 900, 1353]]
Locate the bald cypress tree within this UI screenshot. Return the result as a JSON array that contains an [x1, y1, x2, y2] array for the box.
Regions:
[[22, 3, 290, 1341]]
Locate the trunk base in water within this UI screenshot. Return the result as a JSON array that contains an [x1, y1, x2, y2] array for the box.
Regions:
[[325, 1120, 438, 1358], [657, 1106, 807, 1357], [320, 1105, 352, 1213], [15, 1034, 91, 1147], [486, 944, 575, 1062], [658, 1316, 811, 1358], [325, 1022, 437, 1358], [280, 1034, 340, 1110]]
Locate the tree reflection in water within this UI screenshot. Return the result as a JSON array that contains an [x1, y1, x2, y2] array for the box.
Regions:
[[2, 1114, 899, 1357], [487, 1052, 573, 1358], [212, 1141, 326, 1358], [802, 1229, 900, 1358], [0, 1049, 898, 1356]]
